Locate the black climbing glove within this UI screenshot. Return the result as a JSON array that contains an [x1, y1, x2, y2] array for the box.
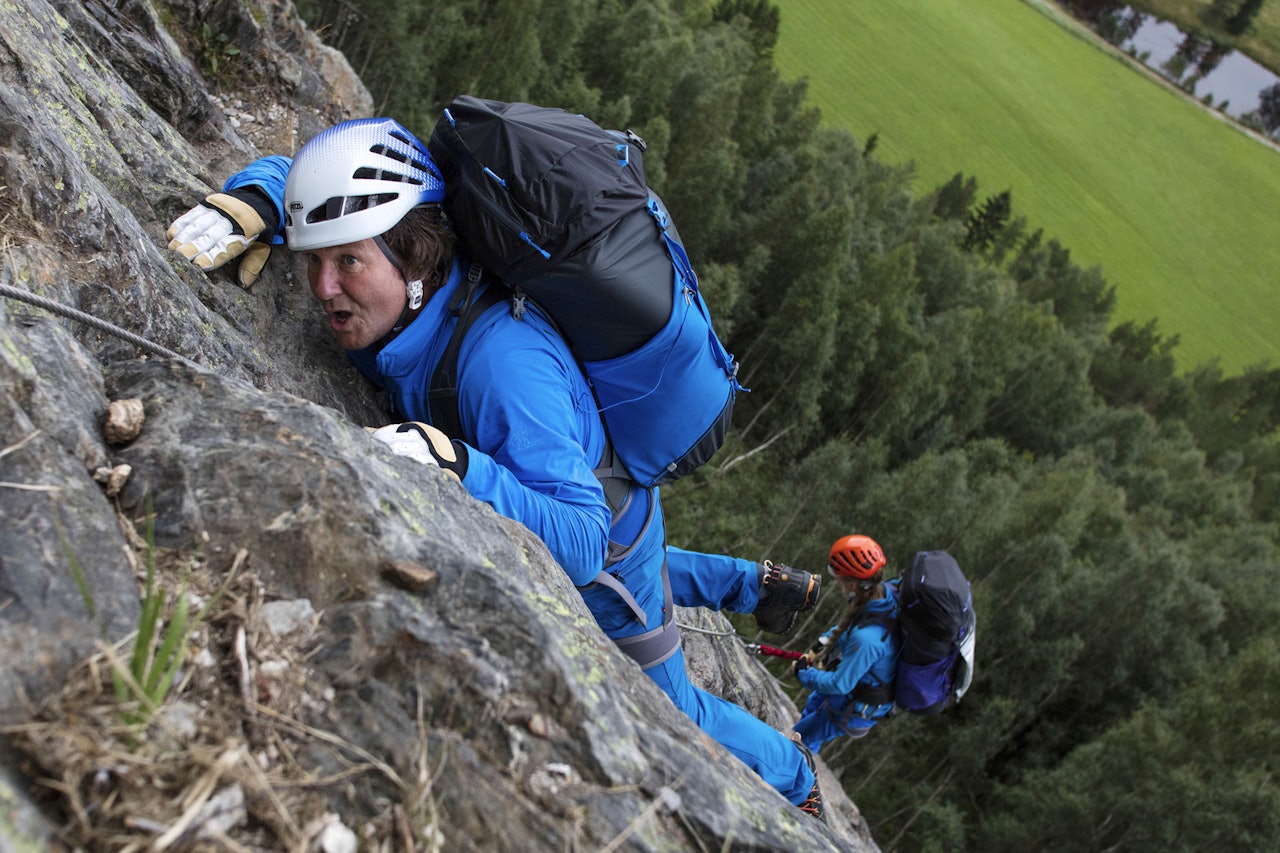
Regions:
[[790, 656, 810, 677], [369, 422, 469, 482]]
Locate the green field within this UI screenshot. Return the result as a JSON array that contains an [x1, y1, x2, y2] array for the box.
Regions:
[[773, 0, 1280, 373]]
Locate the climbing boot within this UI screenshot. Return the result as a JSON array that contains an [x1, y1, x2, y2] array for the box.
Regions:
[[790, 733, 826, 823], [754, 560, 821, 634], [799, 778, 826, 822]]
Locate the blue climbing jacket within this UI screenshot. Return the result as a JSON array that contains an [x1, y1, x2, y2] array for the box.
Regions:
[[224, 156, 290, 244], [351, 263, 677, 665], [798, 584, 901, 723], [349, 262, 616, 585]]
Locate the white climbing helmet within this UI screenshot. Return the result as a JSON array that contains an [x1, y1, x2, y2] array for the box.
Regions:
[[284, 117, 445, 251]]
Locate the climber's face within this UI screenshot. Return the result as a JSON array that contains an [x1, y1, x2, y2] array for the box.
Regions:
[[305, 239, 406, 350]]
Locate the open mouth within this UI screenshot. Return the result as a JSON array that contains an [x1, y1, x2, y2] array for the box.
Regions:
[[330, 310, 353, 329]]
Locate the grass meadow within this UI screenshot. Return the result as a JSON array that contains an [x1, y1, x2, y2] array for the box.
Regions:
[[772, 0, 1280, 373]]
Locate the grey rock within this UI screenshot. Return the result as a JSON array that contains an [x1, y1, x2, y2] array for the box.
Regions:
[[0, 0, 875, 849]]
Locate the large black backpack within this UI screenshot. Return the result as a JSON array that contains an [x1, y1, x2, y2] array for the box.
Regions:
[[893, 550, 977, 715], [426, 96, 744, 487]]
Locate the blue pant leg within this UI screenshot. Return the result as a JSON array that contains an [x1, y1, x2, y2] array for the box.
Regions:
[[666, 545, 759, 612], [646, 648, 815, 806], [793, 705, 843, 754], [793, 693, 876, 754], [582, 508, 811, 803]]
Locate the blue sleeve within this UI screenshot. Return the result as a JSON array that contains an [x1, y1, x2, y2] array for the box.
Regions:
[[223, 155, 292, 245], [798, 626, 886, 695], [455, 316, 610, 587]]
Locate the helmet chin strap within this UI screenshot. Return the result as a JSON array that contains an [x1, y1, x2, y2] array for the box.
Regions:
[[373, 234, 425, 343]]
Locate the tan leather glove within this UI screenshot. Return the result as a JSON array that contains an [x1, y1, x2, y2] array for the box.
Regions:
[[369, 423, 469, 482], [167, 190, 273, 288]]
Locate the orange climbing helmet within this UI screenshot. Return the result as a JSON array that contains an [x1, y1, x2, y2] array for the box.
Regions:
[[828, 535, 886, 579]]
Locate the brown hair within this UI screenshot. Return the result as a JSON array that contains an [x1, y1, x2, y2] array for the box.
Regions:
[[819, 573, 885, 666], [383, 205, 455, 295]]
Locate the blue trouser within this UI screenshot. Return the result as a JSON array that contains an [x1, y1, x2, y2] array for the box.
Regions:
[[647, 647, 815, 804], [793, 691, 877, 754], [666, 545, 761, 611], [578, 508, 814, 806]]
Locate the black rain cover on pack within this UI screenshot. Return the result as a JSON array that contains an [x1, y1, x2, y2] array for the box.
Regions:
[[429, 97, 651, 284], [895, 550, 977, 714]]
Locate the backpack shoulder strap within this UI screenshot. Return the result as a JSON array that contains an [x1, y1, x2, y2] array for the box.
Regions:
[[848, 609, 899, 706], [857, 610, 897, 640], [428, 265, 508, 441]]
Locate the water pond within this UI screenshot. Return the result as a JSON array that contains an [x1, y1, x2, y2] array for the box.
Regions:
[[1102, 5, 1279, 118]]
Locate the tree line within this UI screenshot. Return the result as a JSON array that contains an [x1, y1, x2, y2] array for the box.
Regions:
[[296, 0, 1280, 847]]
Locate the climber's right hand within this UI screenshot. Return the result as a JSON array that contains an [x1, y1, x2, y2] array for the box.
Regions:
[[166, 188, 277, 288], [802, 635, 830, 666]]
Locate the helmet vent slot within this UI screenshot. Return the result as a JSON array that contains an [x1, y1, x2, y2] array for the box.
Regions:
[[306, 193, 400, 224], [353, 165, 424, 186], [368, 143, 436, 179]]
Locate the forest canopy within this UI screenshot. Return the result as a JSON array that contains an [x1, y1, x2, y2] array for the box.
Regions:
[[296, 0, 1280, 847]]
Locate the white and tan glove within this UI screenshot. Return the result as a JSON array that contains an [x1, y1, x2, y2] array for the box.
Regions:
[[369, 423, 468, 482], [166, 189, 274, 288]]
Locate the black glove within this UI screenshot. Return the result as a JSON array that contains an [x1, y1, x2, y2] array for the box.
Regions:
[[790, 656, 810, 676], [370, 422, 469, 482]]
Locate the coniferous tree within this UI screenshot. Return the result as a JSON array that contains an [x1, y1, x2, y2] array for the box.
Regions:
[[932, 172, 979, 222], [1255, 82, 1280, 134], [1225, 0, 1266, 35], [961, 189, 1012, 254]]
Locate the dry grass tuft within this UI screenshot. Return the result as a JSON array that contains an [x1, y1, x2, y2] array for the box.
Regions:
[[3, 524, 441, 851]]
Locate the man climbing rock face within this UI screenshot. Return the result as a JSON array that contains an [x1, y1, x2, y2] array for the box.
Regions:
[[167, 112, 825, 818]]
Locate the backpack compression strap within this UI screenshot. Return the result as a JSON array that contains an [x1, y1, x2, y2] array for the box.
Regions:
[[427, 265, 507, 439]]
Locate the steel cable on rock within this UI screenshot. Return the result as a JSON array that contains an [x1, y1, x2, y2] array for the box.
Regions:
[[675, 620, 739, 637], [0, 283, 199, 368]]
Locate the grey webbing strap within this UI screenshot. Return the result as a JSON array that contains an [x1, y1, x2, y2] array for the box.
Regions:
[[594, 439, 634, 525], [609, 555, 681, 670], [589, 570, 648, 627], [605, 485, 656, 568]]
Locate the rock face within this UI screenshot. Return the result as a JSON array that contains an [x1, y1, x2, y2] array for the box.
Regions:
[[0, 1, 875, 849]]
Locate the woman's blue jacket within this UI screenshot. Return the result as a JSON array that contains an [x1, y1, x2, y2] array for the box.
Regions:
[[798, 584, 900, 699]]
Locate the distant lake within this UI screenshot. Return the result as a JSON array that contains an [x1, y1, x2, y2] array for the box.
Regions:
[[1110, 6, 1279, 118]]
